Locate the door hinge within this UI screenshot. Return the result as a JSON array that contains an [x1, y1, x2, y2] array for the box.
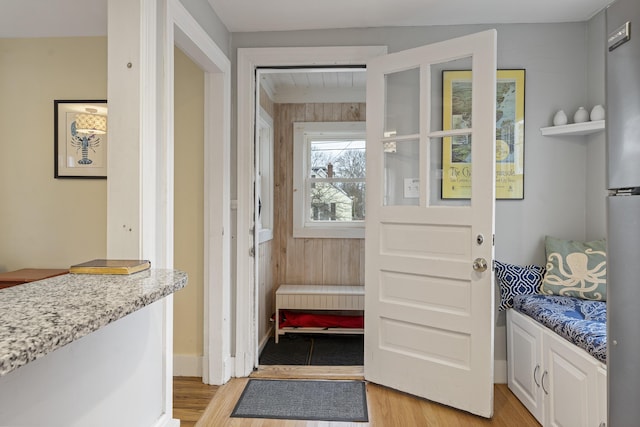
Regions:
[[249, 246, 255, 257]]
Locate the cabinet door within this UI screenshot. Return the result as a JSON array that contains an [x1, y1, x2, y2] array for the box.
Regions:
[[597, 366, 607, 427], [507, 310, 544, 423], [543, 333, 600, 427]]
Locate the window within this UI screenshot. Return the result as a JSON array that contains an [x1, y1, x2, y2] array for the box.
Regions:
[[293, 121, 366, 238], [257, 107, 274, 243]]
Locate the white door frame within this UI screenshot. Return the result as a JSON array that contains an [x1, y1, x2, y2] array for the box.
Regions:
[[165, 0, 232, 385], [236, 46, 387, 377]]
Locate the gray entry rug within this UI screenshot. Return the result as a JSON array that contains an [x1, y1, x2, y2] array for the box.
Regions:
[[231, 379, 368, 422]]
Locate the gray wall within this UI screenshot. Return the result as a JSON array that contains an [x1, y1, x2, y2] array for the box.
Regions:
[[231, 19, 606, 375], [586, 11, 608, 241]]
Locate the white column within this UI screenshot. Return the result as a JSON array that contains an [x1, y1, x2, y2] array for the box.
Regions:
[[107, 0, 176, 426]]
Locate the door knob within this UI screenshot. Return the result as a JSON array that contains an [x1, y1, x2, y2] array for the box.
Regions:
[[473, 258, 488, 272]]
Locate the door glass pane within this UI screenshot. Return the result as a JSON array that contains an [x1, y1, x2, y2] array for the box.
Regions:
[[384, 68, 419, 137], [383, 139, 419, 206], [429, 57, 473, 207]]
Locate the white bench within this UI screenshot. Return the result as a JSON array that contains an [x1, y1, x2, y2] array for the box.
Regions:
[[275, 284, 365, 343]]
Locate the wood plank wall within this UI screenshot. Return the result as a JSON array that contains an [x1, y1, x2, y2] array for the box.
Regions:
[[273, 103, 366, 288]]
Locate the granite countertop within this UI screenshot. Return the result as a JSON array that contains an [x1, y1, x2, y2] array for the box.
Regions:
[[0, 269, 187, 377]]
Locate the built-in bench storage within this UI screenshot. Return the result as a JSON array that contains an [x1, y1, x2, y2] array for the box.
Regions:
[[274, 284, 364, 343], [507, 295, 607, 427]]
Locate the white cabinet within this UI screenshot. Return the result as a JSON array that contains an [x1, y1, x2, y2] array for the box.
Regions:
[[597, 366, 607, 427], [544, 331, 601, 426], [507, 309, 544, 423], [507, 309, 607, 427]]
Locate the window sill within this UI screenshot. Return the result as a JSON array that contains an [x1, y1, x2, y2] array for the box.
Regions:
[[293, 226, 364, 239]]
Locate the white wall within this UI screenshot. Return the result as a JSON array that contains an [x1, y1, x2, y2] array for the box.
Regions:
[[0, 301, 165, 427], [230, 20, 606, 377]]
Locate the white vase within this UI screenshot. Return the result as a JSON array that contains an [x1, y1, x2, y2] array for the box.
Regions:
[[574, 107, 589, 123], [553, 110, 568, 126], [590, 104, 605, 121]]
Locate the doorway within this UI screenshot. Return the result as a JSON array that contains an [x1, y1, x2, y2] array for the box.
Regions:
[[253, 68, 367, 372], [235, 46, 387, 378]]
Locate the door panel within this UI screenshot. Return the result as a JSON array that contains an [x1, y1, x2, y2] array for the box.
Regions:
[[365, 30, 497, 417], [379, 318, 471, 367]]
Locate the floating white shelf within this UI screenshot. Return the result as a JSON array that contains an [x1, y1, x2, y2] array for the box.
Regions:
[[540, 120, 605, 136]]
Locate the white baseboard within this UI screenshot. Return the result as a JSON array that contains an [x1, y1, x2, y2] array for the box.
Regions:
[[494, 359, 507, 384], [173, 354, 203, 377], [151, 414, 179, 427], [258, 326, 274, 355]]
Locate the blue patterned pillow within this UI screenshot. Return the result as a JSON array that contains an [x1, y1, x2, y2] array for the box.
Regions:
[[495, 261, 545, 311]]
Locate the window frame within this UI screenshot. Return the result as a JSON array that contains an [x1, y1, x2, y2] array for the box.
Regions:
[[292, 121, 366, 239]]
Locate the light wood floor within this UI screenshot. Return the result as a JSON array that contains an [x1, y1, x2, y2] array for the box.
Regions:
[[174, 368, 541, 427], [173, 377, 219, 427]]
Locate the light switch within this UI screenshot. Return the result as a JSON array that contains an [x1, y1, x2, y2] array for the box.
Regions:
[[404, 178, 419, 198]]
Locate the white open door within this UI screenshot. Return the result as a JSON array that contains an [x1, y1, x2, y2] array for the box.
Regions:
[[364, 30, 497, 417]]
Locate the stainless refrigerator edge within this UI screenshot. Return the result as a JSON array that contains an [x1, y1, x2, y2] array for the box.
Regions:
[[606, 0, 640, 425]]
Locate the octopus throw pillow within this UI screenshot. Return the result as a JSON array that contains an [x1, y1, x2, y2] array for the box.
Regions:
[[541, 236, 607, 301]]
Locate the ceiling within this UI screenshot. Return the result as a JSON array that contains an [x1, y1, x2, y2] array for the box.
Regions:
[[0, 0, 613, 38], [260, 69, 367, 103], [0, 0, 612, 103], [208, 0, 613, 33]]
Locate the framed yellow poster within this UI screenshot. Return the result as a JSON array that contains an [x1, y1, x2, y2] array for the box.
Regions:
[[441, 69, 525, 199]]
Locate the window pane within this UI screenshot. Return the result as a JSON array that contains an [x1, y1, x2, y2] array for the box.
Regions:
[[440, 66, 473, 203], [310, 139, 366, 179], [384, 67, 420, 137], [441, 135, 473, 201], [384, 139, 419, 206], [308, 181, 365, 221]]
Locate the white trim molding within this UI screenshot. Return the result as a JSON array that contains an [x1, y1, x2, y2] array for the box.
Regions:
[[292, 121, 366, 239], [166, 0, 232, 386], [236, 45, 387, 378]]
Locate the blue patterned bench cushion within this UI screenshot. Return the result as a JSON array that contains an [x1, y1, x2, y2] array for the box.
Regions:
[[513, 294, 607, 363]]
